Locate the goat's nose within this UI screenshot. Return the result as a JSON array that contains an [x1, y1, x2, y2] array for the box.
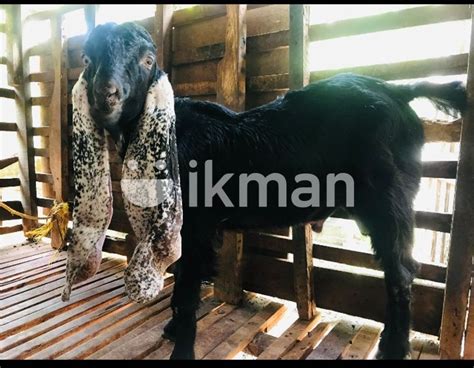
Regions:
[[96, 81, 120, 107]]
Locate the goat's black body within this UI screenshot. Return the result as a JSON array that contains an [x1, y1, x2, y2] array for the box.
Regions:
[[158, 73, 466, 359]]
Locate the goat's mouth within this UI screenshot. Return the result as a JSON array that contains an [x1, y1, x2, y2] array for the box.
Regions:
[[90, 104, 123, 127]]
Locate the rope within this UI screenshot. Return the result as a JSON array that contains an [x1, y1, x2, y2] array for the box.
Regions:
[[0, 200, 70, 250]]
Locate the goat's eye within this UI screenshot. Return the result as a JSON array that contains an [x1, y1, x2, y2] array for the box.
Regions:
[[82, 54, 91, 67], [143, 56, 154, 69]]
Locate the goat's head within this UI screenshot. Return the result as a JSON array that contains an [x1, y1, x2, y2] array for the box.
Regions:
[[81, 22, 162, 151]]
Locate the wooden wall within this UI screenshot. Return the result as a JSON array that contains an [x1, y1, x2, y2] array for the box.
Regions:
[[2, 4, 474, 358]]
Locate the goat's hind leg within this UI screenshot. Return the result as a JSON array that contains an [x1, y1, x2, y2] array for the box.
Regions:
[[354, 178, 419, 359]]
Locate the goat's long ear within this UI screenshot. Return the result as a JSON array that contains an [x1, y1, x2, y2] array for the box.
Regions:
[[61, 73, 113, 301], [151, 60, 165, 84]]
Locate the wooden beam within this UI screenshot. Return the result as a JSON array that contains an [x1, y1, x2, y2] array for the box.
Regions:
[[0, 87, 16, 99], [214, 231, 244, 305], [213, 5, 247, 306], [463, 274, 474, 359], [310, 54, 468, 83], [30, 126, 50, 137], [0, 56, 6, 65], [422, 161, 458, 179], [292, 224, 317, 320], [33, 148, 49, 157], [28, 71, 54, 83], [440, 7, 474, 360], [35, 172, 54, 184], [289, 4, 309, 90], [0, 200, 23, 221], [0, 122, 18, 131], [423, 118, 462, 143], [5, 5, 38, 231], [0, 177, 21, 188], [247, 30, 289, 53], [216, 4, 246, 111], [84, 5, 96, 34], [243, 254, 444, 336], [172, 43, 225, 66], [0, 224, 24, 235], [174, 81, 216, 96], [155, 5, 174, 75], [36, 197, 54, 208], [0, 156, 18, 170], [248, 74, 289, 92], [309, 5, 471, 42], [23, 5, 86, 22]]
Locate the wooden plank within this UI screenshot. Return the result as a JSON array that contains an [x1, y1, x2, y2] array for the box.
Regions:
[[0, 122, 17, 131], [245, 232, 447, 283], [0, 177, 20, 187], [292, 224, 316, 320], [0, 224, 23, 235], [0, 248, 54, 269], [155, 5, 173, 74], [173, 43, 225, 66], [441, 31, 474, 348], [247, 47, 289, 77], [289, 4, 309, 90], [0, 56, 6, 65], [36, 197, 54, 208], [258, 314, 321, 359], [49, 14, 69, 249], [309, 5, 471, 42], [24, 5, 85, 22], [28, 71, 54, 83], [422, 161, 458, 179], [97, 290, 218, 360], [0, 87, 16, 99], [0, 156, 18, 170], [244, 332, 277, 356], [31, 96, 51, 106], [30, 126, 50, 137], [423, 118, 462, 143], [248, 74, 289, 92], [214, 231, 244, 305], [0, 256, 65, 282], [33, 148, 49, 157], [306, 320, 361, 360], [243, 255, 444, 335], [463, 275, 474, 359], [174, 81, 216, 96], [25, 42, 50, 58], [35, 172, 54, 184], [216, 4, 246, 111], [281, 321, 335, 360], [310, 54, 468, 83], [339, 325, 381, 360], [203, 302, 286, 359], [0, 200, 23, 221], [247, 29, 289, 53]]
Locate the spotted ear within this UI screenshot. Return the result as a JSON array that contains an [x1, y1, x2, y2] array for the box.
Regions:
[[61, 73, 113, 301], [121, 72, 183, 303]]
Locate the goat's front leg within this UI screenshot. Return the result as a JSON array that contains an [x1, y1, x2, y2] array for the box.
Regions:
[[165, 261, 202, 360]]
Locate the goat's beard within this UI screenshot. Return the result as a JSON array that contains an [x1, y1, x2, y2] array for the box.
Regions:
[[62, 71, 183, 304]]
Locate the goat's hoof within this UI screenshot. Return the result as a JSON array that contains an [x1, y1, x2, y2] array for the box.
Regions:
[[163, 319, 177, 342], [170, 349, 195, 360]]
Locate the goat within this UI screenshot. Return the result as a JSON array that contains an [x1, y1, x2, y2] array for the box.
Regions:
[[76, 22, 466, 359]]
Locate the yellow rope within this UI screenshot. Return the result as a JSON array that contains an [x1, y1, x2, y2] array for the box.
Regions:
[[0, 200, 70, 249]]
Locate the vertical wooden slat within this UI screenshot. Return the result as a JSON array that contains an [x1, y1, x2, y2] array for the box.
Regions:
[[288, 4, 316, 320], [463, 275, 474, 359], [5, 4, 38, 231], [439, 7, 474, 360], [155, 5, 174, 75], [84, 4, 96, 34], [213, 4, 247, 305], [49, 14, 69, 248]]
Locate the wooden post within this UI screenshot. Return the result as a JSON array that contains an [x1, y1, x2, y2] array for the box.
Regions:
[[49, 14, 69, 249], [84, 5, 96, 34], [213, 4, 247, 305], [5, 5, 38, 232], [155, 5, 174, 75], [439, 7, 474, 359], [289, 4, 316, 320]]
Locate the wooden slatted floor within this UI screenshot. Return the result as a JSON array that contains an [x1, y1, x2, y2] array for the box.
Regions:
[[0, 241, 439, 360]]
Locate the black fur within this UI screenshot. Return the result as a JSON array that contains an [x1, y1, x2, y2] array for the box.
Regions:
[[82, 22, 467, 360]]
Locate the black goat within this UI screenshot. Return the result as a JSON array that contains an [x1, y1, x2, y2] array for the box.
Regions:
[[79, 22, 466, 359]]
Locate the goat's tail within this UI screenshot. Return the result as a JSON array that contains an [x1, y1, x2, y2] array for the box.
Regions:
[[393, 80, 467, 118]]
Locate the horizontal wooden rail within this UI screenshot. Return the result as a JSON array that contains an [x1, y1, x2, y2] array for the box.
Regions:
[[243, 254, 443, 335], [422, 161, 458, 179], [36, 197, 54, 208], [247, 29, 289, 53], [0, 177, 21, 188], [248, 74, 289, 92], [0, 122, 18, 132], [0, 200, 23, 221], [28, 71, 54, 83], [172, 4, 267, 27], [0, 157, 18, 170], [30, 127, 50, 137], [309, 5, 471, 42], [31, 96, 50, 106], [424, 118, 461, 142], [0, 56, 6, 65], [310, 54, 468, 83], [35, 172, 54, 184], [24, 5, 86, 22], [25, 42, 50, 58], [0, 224, 23, 235], [174, 81, 217, 96], [244, 232, 447, 283], [33, 148, 49, 157], [0, 87, 16, 99]]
